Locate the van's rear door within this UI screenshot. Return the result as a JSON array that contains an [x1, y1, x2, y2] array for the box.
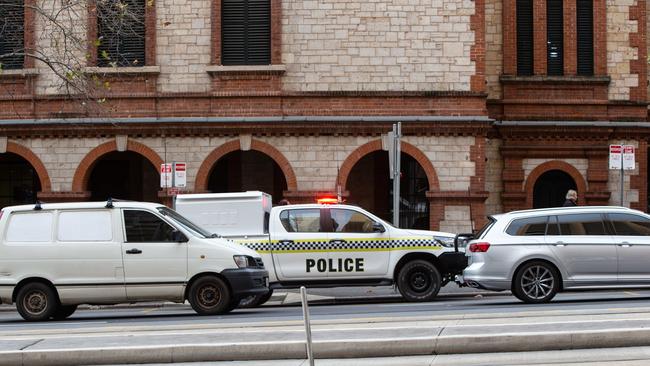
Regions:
[[120, 209, 188, 301]]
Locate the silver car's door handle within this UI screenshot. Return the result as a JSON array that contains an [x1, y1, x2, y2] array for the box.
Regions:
[[553, 241, 566, 247], [618, 242, 632, 247]]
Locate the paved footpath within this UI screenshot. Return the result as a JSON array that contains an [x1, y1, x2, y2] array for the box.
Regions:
[[3, 304, 650, 365]]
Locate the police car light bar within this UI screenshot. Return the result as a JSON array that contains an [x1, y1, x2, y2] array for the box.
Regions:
[[317, 197, 338, 205]]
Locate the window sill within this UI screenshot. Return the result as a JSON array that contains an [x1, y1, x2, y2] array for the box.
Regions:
[[206, 65, 286, 76], [84, 66, 161, 75], [500, 75, 611, 85], [0, 68, 39, 78]]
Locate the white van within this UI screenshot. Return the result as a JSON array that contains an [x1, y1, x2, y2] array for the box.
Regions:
[[0, 200, 269, 321]]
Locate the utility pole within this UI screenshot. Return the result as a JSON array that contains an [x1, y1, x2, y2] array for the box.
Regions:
[[390, 122, 401, 227]]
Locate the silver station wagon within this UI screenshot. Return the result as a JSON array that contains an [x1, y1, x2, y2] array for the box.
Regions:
[[461, 206, 650, 303]]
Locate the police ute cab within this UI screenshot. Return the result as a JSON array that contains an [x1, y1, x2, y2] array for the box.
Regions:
[[175, 192, 467, 306], [0, 200, 269, 321]]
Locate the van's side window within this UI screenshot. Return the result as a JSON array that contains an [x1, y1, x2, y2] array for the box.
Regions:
[[557, 213, 606, 235], [58, 211, 112, 241], [124, 210, 176, 242], [279, 209, 321, 232], [609, 213, 650, 236], [6, 212, 53, 242], [506, 216, 548, 236]]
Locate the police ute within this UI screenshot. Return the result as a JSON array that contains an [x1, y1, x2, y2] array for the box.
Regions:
[[175, 191, 467, 307]]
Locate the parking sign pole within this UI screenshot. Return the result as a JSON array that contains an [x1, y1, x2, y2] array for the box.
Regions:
[[620, 153, 624, 206]]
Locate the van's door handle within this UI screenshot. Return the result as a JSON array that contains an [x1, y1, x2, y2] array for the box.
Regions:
[[330, 239, 347, 244], [125, 248, 142, 254]]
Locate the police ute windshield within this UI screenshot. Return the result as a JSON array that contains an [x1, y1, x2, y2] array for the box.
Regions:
[[157, 207, 219, 239]]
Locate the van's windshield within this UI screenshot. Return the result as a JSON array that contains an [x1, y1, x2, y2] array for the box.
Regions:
[[157, 207, 219, 239]]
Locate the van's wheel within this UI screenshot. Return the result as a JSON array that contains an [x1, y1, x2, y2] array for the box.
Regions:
[[188, 276, 232, 315], [16, 283, 58, 322], [396, 260, 441, 302], [52, 305, 77, 320], [512, 261, 559, 304], [238, 290, 273, 308]]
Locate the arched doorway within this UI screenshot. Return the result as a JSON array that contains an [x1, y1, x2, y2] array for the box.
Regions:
[[346, 151, 429, 229], [533, 170, 577, 208], [88, 151, 159, 202], [207, 150, 287, 203], [0, 153, 42, 208]]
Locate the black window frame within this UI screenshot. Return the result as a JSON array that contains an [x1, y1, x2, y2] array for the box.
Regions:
[[96, 0, 146, 67], [576, 0, 594, 75], [0, 0, 25, 70], [546, 0, 564, 76], [516, 0, 534, 75], [221, 0, 271, 65]]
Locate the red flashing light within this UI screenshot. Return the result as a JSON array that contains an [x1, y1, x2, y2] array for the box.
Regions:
[[469, 242, 490, 253], [317, 197, 338, 205]]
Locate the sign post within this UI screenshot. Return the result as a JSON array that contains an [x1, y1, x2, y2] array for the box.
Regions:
[[391, 122, 401, 227], [609, 145, 635, 206]]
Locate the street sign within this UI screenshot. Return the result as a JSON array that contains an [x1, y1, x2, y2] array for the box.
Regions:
[[174, 162, 187, 188], [160, 163, 172, 188], [623, 145, 635, 170], [609, 145, 622, 170]]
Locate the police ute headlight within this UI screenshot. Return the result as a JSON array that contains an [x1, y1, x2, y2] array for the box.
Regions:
[[233, 255, 255, 268], [434, 236, 455, 248]]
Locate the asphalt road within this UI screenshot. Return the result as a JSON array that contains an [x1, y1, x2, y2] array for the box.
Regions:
[[2, 288, 650, 332]]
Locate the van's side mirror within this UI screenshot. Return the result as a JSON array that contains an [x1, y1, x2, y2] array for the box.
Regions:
[[172, 230, 188, 243], [373, 222, 385, 233]]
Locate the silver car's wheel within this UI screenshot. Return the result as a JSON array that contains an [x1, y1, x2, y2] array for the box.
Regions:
[[513, 261, 559, 304]]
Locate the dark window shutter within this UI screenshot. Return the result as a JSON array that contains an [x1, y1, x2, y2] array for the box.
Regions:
[[97, 0, 146, 67], [516, 0, 533, 75], [0, 0, 25, 70], [576, 0, 593, 76], [546, 0, 563, 75], [222, 0, 271, 65]]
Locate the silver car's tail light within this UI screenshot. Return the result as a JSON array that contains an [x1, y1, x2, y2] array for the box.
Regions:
[[469, 242, 490, 252]]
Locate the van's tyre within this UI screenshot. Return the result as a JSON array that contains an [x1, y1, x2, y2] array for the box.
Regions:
[[513, 261, 559, 304], [16, 283, 58, 322], [188, 276, 232, 315], [52, 305, 77, 320], [238, 290, 273, 308], [396, 260, 441, 302]]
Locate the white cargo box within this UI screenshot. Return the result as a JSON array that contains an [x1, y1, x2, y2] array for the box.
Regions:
[[174, 191, 272, 237]]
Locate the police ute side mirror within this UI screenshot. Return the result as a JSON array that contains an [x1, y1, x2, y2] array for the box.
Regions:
[[373, 222, 385, 233], [454, 233, 474, 252], [172, 230, 188, 243]]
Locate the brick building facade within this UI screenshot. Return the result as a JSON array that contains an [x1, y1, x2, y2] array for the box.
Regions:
[[0, 0, 648, 233]]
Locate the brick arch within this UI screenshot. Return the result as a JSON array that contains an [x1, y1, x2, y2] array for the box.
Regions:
[[72, 140, 164, 192], [194, 139, 298, 192], [4, 142, 51, 192], [337, 140, 440, 191], [524, 160, 587, 207]]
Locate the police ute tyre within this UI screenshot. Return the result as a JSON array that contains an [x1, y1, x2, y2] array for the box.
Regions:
[[188, 276, 232, 315], [397, 260, 441, 302], [513, 261, 559, 304], [16, 282, 58, 322], [52, 305, 77, 320]]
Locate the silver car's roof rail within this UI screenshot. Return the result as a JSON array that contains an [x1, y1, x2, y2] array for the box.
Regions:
[[506, 206, 633, 216]]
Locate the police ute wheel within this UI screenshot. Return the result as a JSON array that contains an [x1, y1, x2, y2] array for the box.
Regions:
[[396, 260, 441, 302], [188, 276, 232, 315], [16, 282, 58, 322], [52, 305, 78, 320], [238, 290, 274, 308], [513, 261, 559, 304]]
